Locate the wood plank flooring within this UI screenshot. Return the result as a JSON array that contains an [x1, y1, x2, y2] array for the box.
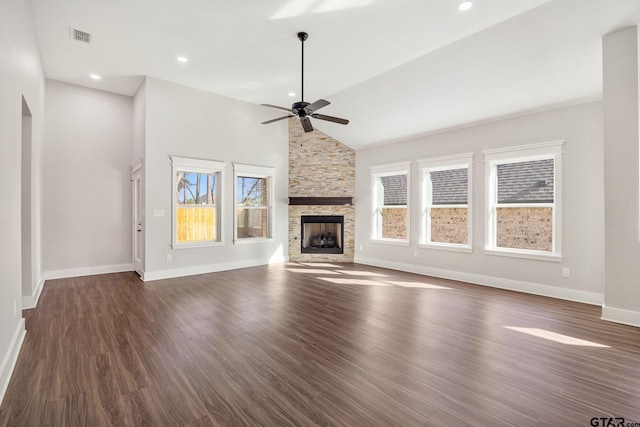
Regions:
[[1, 262, 639, 426]]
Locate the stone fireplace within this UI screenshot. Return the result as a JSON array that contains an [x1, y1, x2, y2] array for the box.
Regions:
[[288, 204, 354, 262], [288, 118, 355, 262]]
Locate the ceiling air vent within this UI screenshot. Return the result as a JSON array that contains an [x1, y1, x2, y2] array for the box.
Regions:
[[70, 28, 91, 44]]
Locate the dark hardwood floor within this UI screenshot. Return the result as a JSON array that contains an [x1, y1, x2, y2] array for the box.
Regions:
[[1, 262, 639, 426]]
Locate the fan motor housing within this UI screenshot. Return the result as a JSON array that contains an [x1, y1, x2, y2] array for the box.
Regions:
[[292, 101, 310, 116]]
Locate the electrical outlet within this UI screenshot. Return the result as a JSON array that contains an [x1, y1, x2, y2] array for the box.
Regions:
[[359, 245, 363, 251], [166, 254, 172, 262], [562, 268, 570, 278], [414, 251, 419, 258]]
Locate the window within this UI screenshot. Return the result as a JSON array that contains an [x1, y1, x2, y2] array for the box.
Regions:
[[370, 162, 410, 244], [419, 153, 473, 252], [234, 163, 274, 242], [171, 156, 225, 248], [484, 141, 563, 261]]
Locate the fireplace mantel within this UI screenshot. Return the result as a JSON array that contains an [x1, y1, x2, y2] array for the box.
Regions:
[[289, 197, 352, 206]]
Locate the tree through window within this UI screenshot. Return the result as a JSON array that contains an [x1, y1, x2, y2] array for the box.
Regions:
[[171, 156, 224, 247], [234, 164, 274, 241]]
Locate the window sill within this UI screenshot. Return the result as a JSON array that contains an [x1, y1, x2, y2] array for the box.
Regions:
[[234, 237, 274, 245], [371, 238, 410, 247], [419, 243, 472, 253], [484, 248, 561, 262], [172, 241, 224, 249]]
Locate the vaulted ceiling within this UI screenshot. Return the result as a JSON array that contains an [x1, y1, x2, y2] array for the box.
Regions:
[[30, 0, 640, 149]]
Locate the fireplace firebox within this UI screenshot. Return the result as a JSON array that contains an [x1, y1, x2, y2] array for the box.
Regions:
[[301, 215, 344, 254]]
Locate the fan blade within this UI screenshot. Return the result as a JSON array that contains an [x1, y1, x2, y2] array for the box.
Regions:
[[305, 99, 330, 113], [262, 115, 294, 124], [300, 116, 314, 132], [261, 104, 292, 113], [311, 113, 349, 125]]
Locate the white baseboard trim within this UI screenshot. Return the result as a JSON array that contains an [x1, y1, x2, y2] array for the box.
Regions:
[[22, 278, 45, 309], [601, 304, 640, 328], [355, 256, 604, 306], [43, 263, 133, 281], [143, 256, 289, 282], [0, 318, 26, 407]]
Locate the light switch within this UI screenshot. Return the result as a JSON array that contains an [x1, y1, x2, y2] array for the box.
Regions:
[[154, 209, 165, 217]]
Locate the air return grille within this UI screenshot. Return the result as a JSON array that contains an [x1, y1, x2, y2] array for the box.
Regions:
[[71, 28, 91, 43]]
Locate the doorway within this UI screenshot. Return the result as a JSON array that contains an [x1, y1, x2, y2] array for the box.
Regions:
[[131, 159, 144, 277], [21, 97, 32, 300]]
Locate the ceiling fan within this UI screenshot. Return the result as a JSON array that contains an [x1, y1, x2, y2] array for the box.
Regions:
[[261, 32, 349, 133]]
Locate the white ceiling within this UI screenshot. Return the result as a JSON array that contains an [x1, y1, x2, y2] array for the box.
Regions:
[[30, 0, 640, 149]]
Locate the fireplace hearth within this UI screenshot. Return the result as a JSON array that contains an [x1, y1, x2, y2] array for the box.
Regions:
[[301, 215, 344, 254]]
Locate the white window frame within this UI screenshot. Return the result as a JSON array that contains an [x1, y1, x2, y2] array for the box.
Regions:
[[483, 141, 563, 262], [418, 153, 473, 253], [171, 156, 225, 249], [370, 161, 411, 246], [233, 163, 275, 244]]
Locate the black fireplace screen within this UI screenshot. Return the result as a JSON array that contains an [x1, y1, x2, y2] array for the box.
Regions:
[[301, 215, 344, 254]]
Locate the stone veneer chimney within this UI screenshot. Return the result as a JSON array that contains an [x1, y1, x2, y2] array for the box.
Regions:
[[288, 118, 355, 262]]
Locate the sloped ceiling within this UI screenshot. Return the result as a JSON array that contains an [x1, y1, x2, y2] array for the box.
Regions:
[[30, 0, 640, 149]]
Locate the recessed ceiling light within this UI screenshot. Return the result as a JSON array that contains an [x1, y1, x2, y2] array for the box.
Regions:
[[458, 1, 472, 11], [89, 74, 101, 80], [177, 56, 188, 63], [288, 92, 296, 97]]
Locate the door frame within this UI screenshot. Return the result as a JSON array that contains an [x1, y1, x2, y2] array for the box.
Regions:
[[131, 158, 144, 277]]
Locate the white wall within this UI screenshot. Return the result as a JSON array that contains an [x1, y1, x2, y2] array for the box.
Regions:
[[132, 80, 146, 163], [355, 101, 605, 304], [42, 80, 133, 277], [132, 80, 147, 274], [0, 0, 45, 404], [602, 27, 640, 326], [142, 78, 289, 280]]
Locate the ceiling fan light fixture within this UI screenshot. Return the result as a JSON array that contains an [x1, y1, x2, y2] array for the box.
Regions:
[[260, 31, 349, 132], [458, 1, 473, 11]]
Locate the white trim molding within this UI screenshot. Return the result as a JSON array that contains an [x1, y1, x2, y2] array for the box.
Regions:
[[419, 243, 473, 253], [22, 278, 45, 309], [0, 318, 26, 406], [354, 255, 603, 306], [233, 163, 275, 177], [601, 305, 640, 328], [369, 161, 412, 175], [233, 163, 276, 243], [171, 155, 226, 248], [418, 152, 474, 251], [142, 255, 288, 282], [43, 263, 133, 280], [130, 157, 143, 173], [370, 161, 411, 245], [170, 156, 225, 174], [483, 248, 562, 262], [482, 140, 565, 158], [417, 152, 475, 168], [483, 140, 564, 261]]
